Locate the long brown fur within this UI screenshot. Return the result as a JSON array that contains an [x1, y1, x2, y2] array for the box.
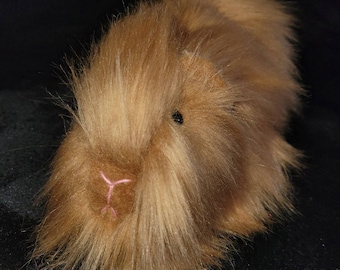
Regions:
[[33, 0, 302, 269]]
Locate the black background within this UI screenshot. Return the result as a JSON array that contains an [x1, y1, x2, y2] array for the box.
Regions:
[[0, 0, 339, 269]]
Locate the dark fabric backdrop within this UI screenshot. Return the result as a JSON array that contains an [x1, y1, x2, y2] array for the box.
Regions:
[[0, 0, 339, 269]]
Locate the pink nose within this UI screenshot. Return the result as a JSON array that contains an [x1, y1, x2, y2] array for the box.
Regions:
[[100, 171, 132, 187], [100, 171, 132, 217]]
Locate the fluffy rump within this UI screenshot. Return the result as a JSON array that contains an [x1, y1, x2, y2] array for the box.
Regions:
[[33, 0, 302, 269]]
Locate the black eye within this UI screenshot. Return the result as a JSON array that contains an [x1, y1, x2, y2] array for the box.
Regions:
[[172, 111, 183, 125]]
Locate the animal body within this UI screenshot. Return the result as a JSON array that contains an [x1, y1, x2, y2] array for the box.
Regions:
[[34, 0, 301, 269]]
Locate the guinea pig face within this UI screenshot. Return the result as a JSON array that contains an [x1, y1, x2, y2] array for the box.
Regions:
[[75, 49, 245, 231]]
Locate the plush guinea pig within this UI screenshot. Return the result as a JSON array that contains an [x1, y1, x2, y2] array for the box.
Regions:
[[34, 0, 301, 269]]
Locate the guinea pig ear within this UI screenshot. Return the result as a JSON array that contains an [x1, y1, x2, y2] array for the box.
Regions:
[[180, 48, 206, 69], [179, 50, 213, 80]]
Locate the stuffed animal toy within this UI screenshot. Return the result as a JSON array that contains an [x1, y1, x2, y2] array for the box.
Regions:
[[33, 0, 301, 269]]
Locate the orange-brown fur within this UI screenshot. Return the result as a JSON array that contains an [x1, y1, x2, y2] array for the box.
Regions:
[[33, 0, 301, 269]]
